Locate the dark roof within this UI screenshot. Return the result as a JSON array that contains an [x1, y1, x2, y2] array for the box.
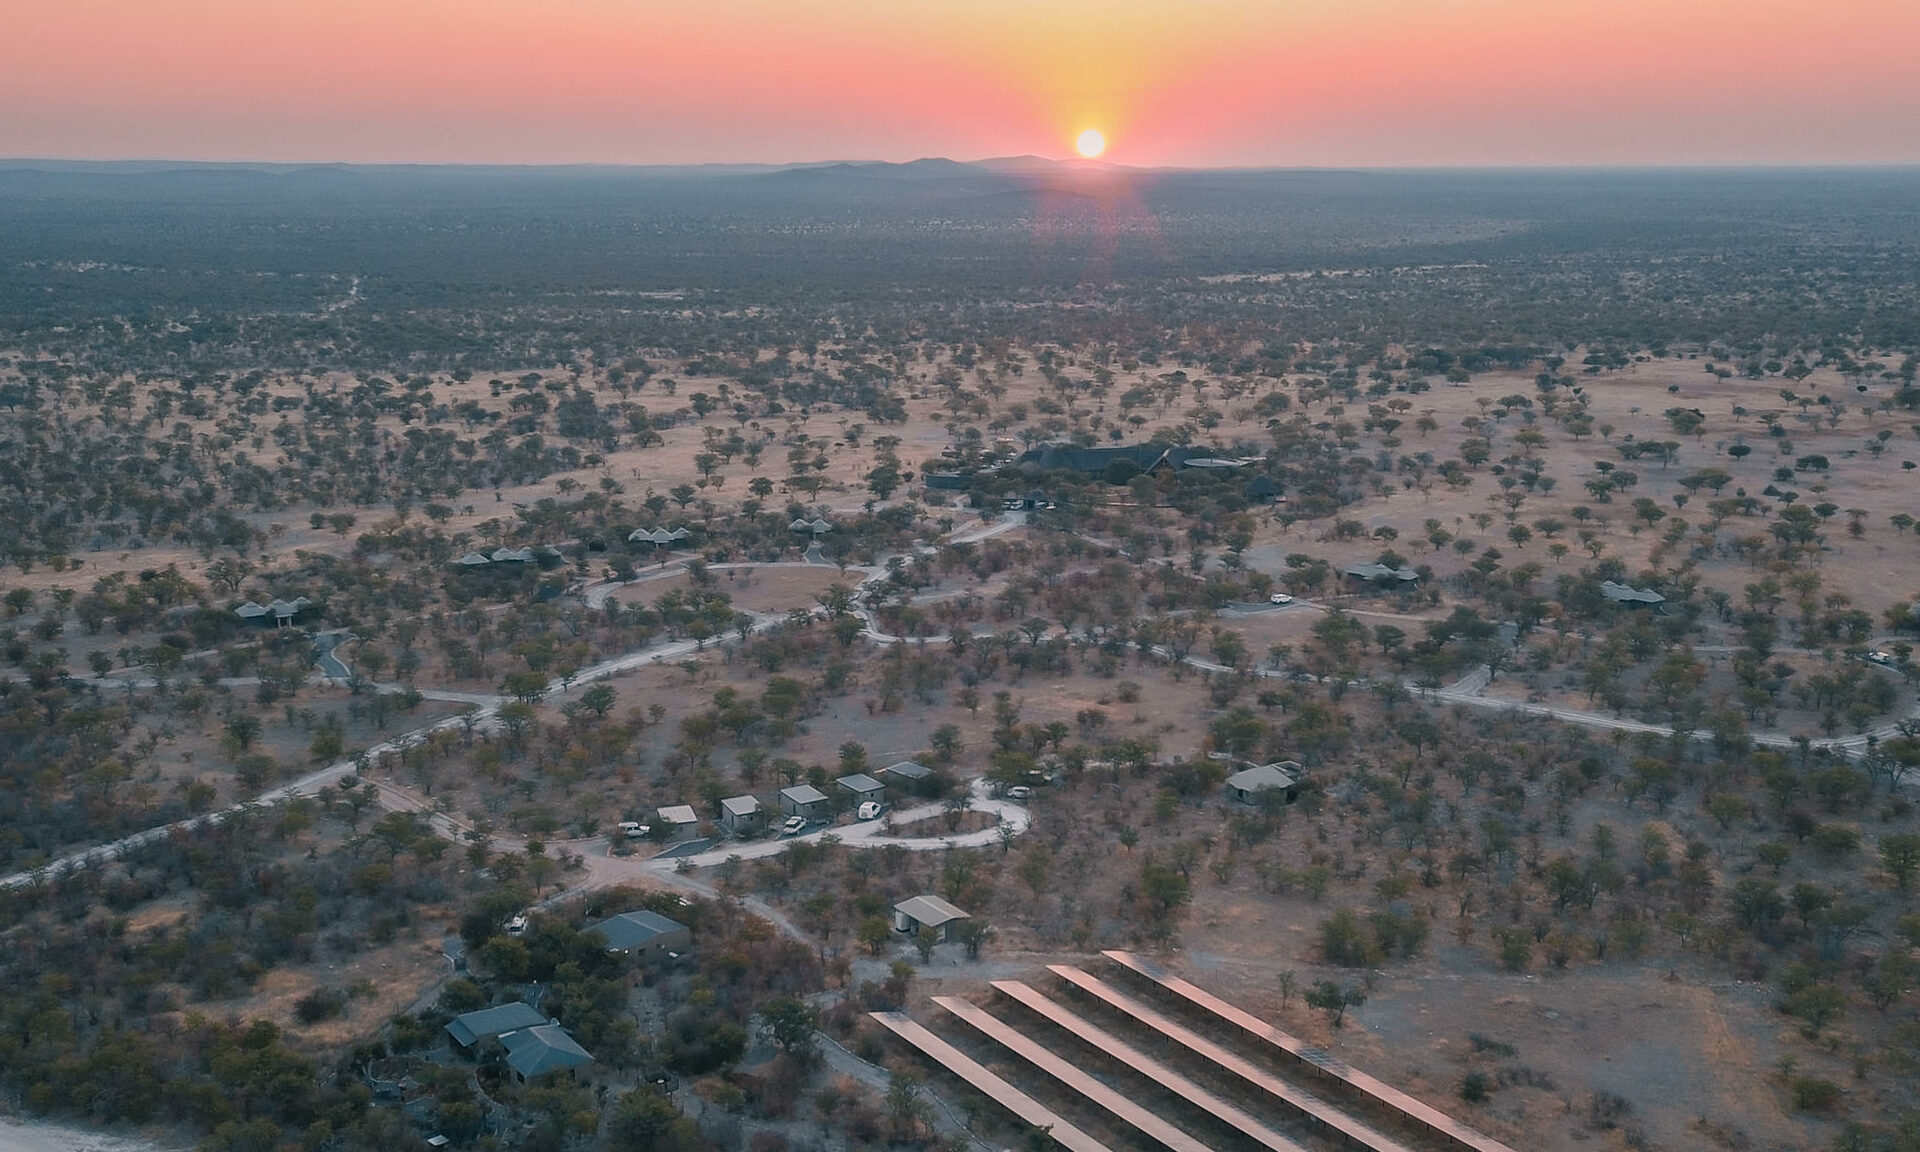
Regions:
[[446, 1002, 547, 1047], [1344, 563, 1420, 582], [1014, 443, 1200, 475], [501, 1024, 594, 1078], [883, 760, 933, 779], [628, 527, 691, 544], [836, 772, 885, 794], [1245, 475, 1281, 498], [923, 471, 972, 490], [780, 784, 830, 805], [589, 910, 689, 953]]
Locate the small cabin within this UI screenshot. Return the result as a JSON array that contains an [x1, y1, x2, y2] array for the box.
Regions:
[[893, 895, 970, 941], [655, 804, 700, 842], [779, 784, 832, 820], [719, 794, 764, 835], [835, 773, 886, 806]]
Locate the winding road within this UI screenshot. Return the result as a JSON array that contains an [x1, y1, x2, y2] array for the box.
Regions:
[[8, 505, 1906, 897], [0, 515, 1032, 895]]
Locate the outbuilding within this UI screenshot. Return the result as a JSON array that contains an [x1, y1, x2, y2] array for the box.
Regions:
[[656, 804, 700, 842], [1245, 475, 1281, 503], [892, 895, 970, 941], [779, 784, 832, 820]]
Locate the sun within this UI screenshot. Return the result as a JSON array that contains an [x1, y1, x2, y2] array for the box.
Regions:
[[1074, 128, 1106, 159]]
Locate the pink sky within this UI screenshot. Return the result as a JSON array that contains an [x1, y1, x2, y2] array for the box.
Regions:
[[3, 0, 1917, 166]]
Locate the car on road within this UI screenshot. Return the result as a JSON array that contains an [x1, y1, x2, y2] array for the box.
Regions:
[[856, 801, 883, 821], [504, 914, 528, 937], [617, 821, 650, 837], [1865, 650, 1896, 667], [1005, 786, 1033, 801], [1268, 593, 1295, 605], [781, 815, 808, 835]]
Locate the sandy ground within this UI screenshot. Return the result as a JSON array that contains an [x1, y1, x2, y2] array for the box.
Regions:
[[0, 1118, 177, 1152]]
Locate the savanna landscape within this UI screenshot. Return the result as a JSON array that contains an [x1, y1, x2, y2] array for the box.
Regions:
[[1, 161, 1919, 1152]]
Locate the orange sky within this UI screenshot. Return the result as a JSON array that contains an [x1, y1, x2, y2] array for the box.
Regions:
[[3, 0, 1917, 165]]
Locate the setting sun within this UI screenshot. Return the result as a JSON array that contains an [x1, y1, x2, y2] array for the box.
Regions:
[[1074, 128, 1106, 158]]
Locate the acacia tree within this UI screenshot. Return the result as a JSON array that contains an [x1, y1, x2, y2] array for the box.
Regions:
[[1304, 980, 1366, 1027]]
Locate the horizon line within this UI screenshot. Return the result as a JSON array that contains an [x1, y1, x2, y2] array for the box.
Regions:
[[5, 156, 1920, 176]]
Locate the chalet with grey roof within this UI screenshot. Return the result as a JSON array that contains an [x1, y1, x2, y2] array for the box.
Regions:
[[501, 1024, 594, 1080], [446, 1002, 546, 1049]]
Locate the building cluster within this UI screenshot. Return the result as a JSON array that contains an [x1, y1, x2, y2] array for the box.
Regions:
[[443, 909, 693, 1083], [924, 441, 1283, 506], [454, 545, 563, 567], [233, 596, 313, 626], [642, 760, 933, 844]]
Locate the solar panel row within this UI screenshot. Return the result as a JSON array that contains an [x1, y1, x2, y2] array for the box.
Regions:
[[867, 1010, 1115, 1152], [1102, 951, 1520, 1152], [934, 995, 1221, 1152], [872, 952, 1519, 1152], [987, 981, 1310, 1152], [1047, 965, 1417, 1152]]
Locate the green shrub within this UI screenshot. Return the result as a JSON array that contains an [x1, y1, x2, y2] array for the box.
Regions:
[[1319, 908, 1382, 967], [1790, 1077, 1841, 1112]]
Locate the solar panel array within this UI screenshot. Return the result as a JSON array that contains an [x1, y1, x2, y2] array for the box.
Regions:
[[1102, 951, 1520, 1152], [981, 981, 1308, 1152], [872, 951, 1520, 1152], [1046, 965, 1415, 1152]]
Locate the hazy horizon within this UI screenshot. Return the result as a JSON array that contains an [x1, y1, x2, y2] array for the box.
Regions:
[[7, 0, 1918, 168], [7, 156, 1920, 173]]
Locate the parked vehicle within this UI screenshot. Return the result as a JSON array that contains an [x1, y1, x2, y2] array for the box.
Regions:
[[1268, 592, 1295, 605], [857, 801, 882, 820], [781, 815, 808, 835]]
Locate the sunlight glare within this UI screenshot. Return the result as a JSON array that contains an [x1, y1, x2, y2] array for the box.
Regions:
[[1075, 128, 1106, 158]]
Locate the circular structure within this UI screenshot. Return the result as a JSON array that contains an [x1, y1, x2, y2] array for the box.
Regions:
[[1075, 128, 1106, 158]]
